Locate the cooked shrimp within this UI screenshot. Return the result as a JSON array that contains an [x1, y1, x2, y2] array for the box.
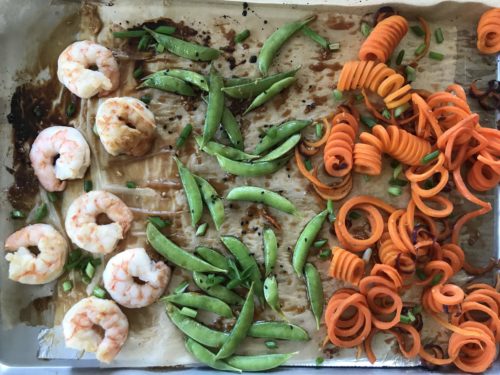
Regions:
[[65, 191, 133, 254], [95, 97, 156, 156], [57, 40, 119, 98], [103, 248, 170, 308], [62, 296, 129, 363], [29, 126, 91, 192], [4, 224, 67, 284]]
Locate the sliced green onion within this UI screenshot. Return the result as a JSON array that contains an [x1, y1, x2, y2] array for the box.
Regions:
[[389, 178, 408, 187], [400, 314, 413, 324], [304, 159, 313, 171], [148, 216, 170, 229], [315, 357, 325, 366], [327, 199, 334, 215], [138, 34, 151, 51], [66, 249, 83, 268], [313, 239, 328, 248], [113, 30, 146, 38], [91, 258, 102, 267], [328, 42, 340, 51], [195, 223, 208, 237], [319, 249, 332, 259], [382, 108, 391, 120], [396, 50, 405, 65], [405, 66, 416, 82], [85, 262, 96, 279], [361, 115, 377, 128], [421, 150, 440, 164], [411, 25, 425, 37], [394, 103, 410, 118], [414, 43, 426, 56], [93, 286, 107, 299], [155, 26, 176, 35], [302, 26, 329, 49], [360, 22, 372, 37], [348, 211, 361, 220], [126, 181, 137, 189], [47, 192, 58, 203], [416, 269, 426, 280], [355, 93, 364, 103], [66, 102, 76, 118], [328, 213, 336, 223], [62, 280, 73, 293], [140, 94, 152, 104], [332, 89, 343, 101], [435, 28, 444, 44], [407, 310, 416, 322], [388, 186, 402, 197], [174, 281, 189, 294], [84, 180, 93, 192], [180, 307, 198, 318], [34, 203, 48, 222], [393, 163, 403, 179], [234, 29, 250, 44], [10, 210, 25, 219], [265, 340, 278, 349], [175, 124, 193, 148], [315, 123, 323, 139], [133, 66, 143, 79], [431, 273, 443, 286], [429, 51, 444, 61]]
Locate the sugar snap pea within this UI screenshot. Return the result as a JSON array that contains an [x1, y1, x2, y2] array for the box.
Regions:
[[202, 66, 225, 147], [248, 321, 310, 341], [194, 175, 225, 231], [139, 75, 196, 96], [145, 27, 220, 61], [193, 272, 244, 305], [224, 76, 254, 87], [263, 228, 278, 277], [226, 186, 296, 215], [292, 210, 328, 276], [216, 154, 289, 177], [225, 352, 297, 371], [162, 292, 233, 318], [263, 276, 286, 319], [243, 77, 296, 115], [221, 67, 301, 99], [258, 15, 315, 75], [221, 106, 244, 150], [253, 120, 312, 155], [165, 302, 228, 347], [144, 69, 209, 91], [195, 136, 257, 162], [220, 236, 264, 303], [147, 224, 226, 273], [195, 246, 230, 271], [113, 25, 176, 38], [215, 284, 255, 360], [257, 134, 301, 162], [174, 157, 203, 226], [185, 338, 241, 373], [304, 263, 324, 330]]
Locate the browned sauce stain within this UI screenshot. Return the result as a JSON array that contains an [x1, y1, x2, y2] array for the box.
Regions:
[[309, 61, 343, 73], [326, 14, 355, 30]]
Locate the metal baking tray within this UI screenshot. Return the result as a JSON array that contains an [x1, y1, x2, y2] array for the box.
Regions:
[[0, 0, 499, 373]]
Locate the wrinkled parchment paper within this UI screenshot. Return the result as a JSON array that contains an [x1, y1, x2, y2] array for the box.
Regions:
[[1, 0, 498, 369]]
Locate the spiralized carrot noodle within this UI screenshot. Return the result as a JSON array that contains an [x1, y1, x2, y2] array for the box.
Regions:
[[422, 283, 465, 313], [365, 323, 421, 364], [369, 264, 404, 291], [353, 132, 383, 176], [325, 289, 372, 348], [358, 15, 409, 62], [323, 112, 359, 177], [378, 232, 415, 276], [476, 8, 500, 54], [329, 247, 365, 285], [334, 195, 396, 252], [364, 285, 403, 330]]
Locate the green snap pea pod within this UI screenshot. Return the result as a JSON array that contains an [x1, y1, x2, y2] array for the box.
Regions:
[[139, 75, 196, 96], [215, 284, 255, 360], [263, 276, 286, 319], [147, 224, 226, 273], [226, 186, 296, 215], [185, 338, 241, 373], [113, 26, 176, 39], [253, 119, 312, 155], [193, 272, 244, 305], [221, 107, 244, 150], [144, 69, 209, 92], [243, 77, 296, 115], [263, 228, 278, 277], [194, 175, 225, 231], [221, 67, 301, 99], [220, 236, 264, 304], [225, 352, 297, 371], [216, 154, 289, 177], [258, 15, 315, 75], [195, 136, 257, 161], [202, 66, 225, 147], [248, 321, 310, 341], [174, 157, 203, 226], [165, 303, 228, 347], [257, 134, 301, 162], [304, 263, 324, 330], [292, 210, 328, 276], [145, 27, 220, 61], [195, 246, 230, 272], [224, 76, 254, 87], [162, 292, 233, 318]]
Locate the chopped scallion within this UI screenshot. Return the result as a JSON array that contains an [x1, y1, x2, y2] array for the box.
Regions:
[[62, 280, 73, 292], [174, 281, 189, 294], [85, 262, 95, 279], [34, 203, 48, 222], [414, 43, 426, 56], [431, 273, 443, 286], [180, 307, 198, 318], [405, 66, 416, 82], [313, 239, 328, 248], [319, 249, 332, 259], [411, 25, 425, 37], [195, 223, 208, 237], [435, 28, 444, 44], [328, 42, 340, 51], [332, 89, 343, 101], [126, 181, 137, 189], [388, 186, 402, 196], [382, 108, 391, 120], [416, 269, 426, 280], [47, 192, 58, 203], [84, 180, 93, 192], [10, 210, 25, 219], [148, 216, 170, 229], [234, 29, 250, 44], [429, 51, 444, 61], [315, 123, 323, 139], [393, 163, 403, 180], [315, 357, 325, 366], [93, 286, 107, 299], [361, 115, 377, 128], [421, 150, 440, 164], [360, 22, 372, 37], [304, 159, 313, 171], [394, 103, 410, 118], [176, 124, 193, 148], [396, 50, 405, 65]]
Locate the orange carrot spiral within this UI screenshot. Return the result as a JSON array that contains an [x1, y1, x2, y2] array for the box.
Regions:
[[328, 247, 365, 285], [476, 8, 500, 54]]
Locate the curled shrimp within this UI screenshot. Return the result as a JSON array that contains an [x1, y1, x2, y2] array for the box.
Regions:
[[29, 126, 91, 192], [95, 97, 156, 156], [65, 191, 133, 254], [4, 224, 67, 284], [57, 40, 119, 98], [62, 296, 129, 363], [103, 248, 171, 308]]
